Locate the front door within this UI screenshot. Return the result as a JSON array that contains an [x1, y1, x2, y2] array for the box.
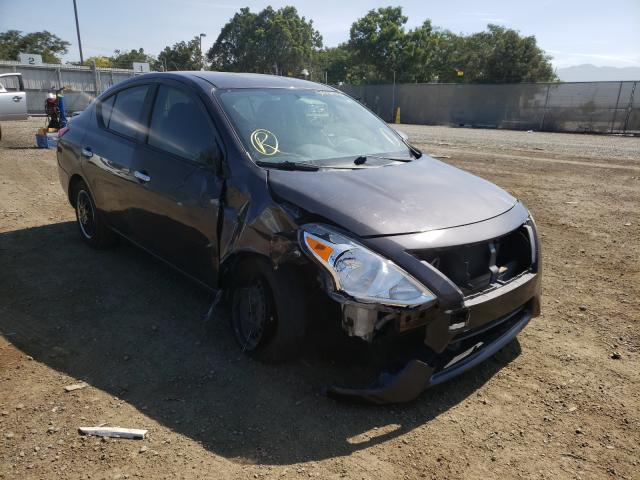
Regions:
[[128, 82, 225, 287], [0, 74, 27, 121]]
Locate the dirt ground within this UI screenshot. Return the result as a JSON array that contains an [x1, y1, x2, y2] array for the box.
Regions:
[[1, 118, 638, 480]]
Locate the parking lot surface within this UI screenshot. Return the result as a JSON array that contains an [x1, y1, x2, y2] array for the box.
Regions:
[[1, 118, 638, 479]]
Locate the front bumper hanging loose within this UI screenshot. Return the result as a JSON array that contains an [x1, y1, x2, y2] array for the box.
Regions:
[[327, 307, 533, 405]]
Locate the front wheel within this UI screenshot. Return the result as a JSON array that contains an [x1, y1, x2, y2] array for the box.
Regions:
[[231, 259, 309, 363], [74, 181, 116, 248]]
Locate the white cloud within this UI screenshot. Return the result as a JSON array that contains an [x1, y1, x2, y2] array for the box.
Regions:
[[548, 50, 640, 68]]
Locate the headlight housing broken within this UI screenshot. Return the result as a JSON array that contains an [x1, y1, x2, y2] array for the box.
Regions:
[[299, 224, 437, 308]]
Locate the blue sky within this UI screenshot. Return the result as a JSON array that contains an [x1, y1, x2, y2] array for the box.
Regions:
[[2, 0, 639, 68]]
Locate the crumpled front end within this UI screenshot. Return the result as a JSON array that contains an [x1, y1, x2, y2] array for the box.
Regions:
[[314, 203, 542, 404], [327, 284, 539, 404]]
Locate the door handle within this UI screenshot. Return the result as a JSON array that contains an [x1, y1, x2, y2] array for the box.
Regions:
[[134, 170, 151, 182], [12, 96, 22, 102], [81, 147, 93, 158]]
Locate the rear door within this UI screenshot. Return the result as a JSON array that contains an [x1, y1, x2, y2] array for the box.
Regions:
[[127, 80, 224, 286], [0, 74, 28, 121], [81, 83, 154, 235]]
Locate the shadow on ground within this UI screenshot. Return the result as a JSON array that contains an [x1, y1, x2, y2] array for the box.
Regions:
[[0, 221, 522, 465]]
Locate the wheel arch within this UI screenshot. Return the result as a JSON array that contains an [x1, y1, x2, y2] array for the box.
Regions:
[[67, 173, 88, 208], [219, 251, 272, 289]]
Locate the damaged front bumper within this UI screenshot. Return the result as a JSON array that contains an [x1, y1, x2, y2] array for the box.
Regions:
[[327, 270, 541, 404], [328, 306, 532, 404]]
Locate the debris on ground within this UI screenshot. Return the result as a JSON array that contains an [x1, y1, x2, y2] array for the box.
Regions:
[[64, 382, 88, 392], [78, 427, 148, 439]]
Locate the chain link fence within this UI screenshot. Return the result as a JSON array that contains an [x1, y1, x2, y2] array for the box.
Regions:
[[339, 81, 639, 134], [2, 61, 638, 134], [0, 60, 136, 114]]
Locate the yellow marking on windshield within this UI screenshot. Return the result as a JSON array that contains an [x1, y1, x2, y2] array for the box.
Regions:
[[250, 129, 279, 156]]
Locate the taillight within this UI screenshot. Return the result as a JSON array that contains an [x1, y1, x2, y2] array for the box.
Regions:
[[58, 126, 70, 138]]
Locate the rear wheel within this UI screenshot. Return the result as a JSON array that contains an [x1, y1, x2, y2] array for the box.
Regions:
[[231, 259, 308, 363], [73, 181, 116, 248]]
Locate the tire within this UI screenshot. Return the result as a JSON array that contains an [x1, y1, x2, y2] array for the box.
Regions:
[[73, 180, 116, 249], [230, 258, 308, 363]]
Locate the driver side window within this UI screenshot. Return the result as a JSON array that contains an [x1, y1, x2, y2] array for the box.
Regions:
[[148, 85, 221, 166]]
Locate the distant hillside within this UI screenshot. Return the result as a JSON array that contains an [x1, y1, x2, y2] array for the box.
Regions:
[[557, 64, 640, 82]]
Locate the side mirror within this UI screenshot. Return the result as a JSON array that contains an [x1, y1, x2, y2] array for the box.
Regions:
[[396, 130, 409, 142]]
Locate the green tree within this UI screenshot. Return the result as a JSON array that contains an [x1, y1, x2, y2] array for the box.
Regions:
[[156, 37, 203, 71], [348, 7, 409, 83], [208, 6, 322, 75], [109, 48, 155, 69], [311, 45, 378, 85], [423, 29, 467, 83], [312, 46, 351, 83], [344, 8, 555, 84], [81, 56, 113, 68], [460, 25, 556, 83], [0, 30, 70, 63], [346, 9, 444, 83], [208, 8, 259, 72]]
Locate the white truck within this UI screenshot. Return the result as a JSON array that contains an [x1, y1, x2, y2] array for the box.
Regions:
[[0, 73, 28, 140]]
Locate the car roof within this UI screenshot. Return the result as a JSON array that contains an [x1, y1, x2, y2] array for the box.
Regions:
[[154, 71, 334, 91]]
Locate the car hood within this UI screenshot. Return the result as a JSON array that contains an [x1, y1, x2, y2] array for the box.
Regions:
[[267, 156, 517, 237]]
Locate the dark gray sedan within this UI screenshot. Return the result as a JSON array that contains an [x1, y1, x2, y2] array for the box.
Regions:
[[57, 72, 541, 403]]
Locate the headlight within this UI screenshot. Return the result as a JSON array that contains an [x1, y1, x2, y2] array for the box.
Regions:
[[299, 224, 437, 307]]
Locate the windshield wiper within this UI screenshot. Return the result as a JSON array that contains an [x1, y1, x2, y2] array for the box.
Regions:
[[353, 155, 413, 165], [255, 160, 319, 171]]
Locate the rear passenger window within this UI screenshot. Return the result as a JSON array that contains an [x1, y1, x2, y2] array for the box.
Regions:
[[99, 94, 116, 127], [105, 85, 149, 139], [148, 85, 220, 165]]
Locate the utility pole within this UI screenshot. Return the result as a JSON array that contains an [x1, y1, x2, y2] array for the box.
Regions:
[[199, 33, 206, 71], [72, 0, 84, 64]]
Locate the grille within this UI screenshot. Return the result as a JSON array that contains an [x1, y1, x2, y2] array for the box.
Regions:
[[412, 225, 534, 297]]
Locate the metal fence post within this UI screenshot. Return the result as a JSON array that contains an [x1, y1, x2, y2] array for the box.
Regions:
[[391, 71, 396, 123], [622, 81, 637, 135], [539, 83, 551, 131], [56, 66, 63, 89], [91, 60, 99, 96], [610, 81, 624, 133]]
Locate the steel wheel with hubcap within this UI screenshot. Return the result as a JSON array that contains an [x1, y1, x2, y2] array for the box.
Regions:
[[230, 259, 309, 363], [232, 278, 276, 352]]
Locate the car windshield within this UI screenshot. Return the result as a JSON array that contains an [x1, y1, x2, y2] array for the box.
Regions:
[[216, 88, 411, 167]]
